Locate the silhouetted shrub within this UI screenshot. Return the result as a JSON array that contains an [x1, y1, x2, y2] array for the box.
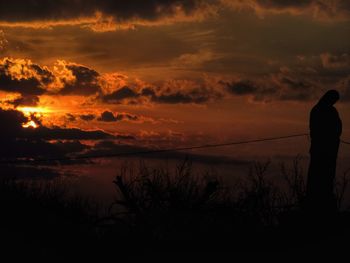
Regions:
[[1, 157, 349, 260]]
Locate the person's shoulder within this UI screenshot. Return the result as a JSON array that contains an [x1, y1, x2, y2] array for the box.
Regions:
[[330, 106, 339, 113], [326, 106, 340, 118], [310, 104, 321, 114]]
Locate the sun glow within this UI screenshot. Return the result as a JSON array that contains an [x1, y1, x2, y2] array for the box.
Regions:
[[22, 120, 38, 129], [17, 106, 51, 115], [17, 107, 50, 129]]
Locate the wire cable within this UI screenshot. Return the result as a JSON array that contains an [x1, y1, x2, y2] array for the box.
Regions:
[[341, 140, 350, 145], [0, 133, 310, 165]]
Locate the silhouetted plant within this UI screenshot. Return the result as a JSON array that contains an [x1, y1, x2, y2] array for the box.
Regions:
[[280, 156, 307, 209], [237, 161, 284, 226], [111, 157, 350, 237], [110, 159, 224, 240], [0, 176, 101, 260], [335, 169, 350, 210], [113, 160, 220, 209], [1, 157, 350, 260]]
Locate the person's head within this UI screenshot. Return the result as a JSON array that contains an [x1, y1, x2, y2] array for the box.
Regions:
[[318, 90, 340, 106]]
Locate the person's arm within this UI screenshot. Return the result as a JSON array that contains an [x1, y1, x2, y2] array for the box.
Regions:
[[337, 112, 342, 138]]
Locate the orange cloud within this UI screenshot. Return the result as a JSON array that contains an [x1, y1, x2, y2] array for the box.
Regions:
[[221, 0, 350, 21], [2, 54, 349, 113], [0, 0, 348, 34], [320, 53, 350, 69], [0, 58, 102, 100], [0, 1, 218, 32], [172, 49, 223, 69], [0, 30, 8, 52], [0, 57, 52, 83]]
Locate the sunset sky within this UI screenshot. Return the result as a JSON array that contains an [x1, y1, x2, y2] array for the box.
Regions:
[[1, 0, 350, 176]]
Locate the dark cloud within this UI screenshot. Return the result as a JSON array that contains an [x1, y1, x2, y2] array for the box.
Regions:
[[3, 55, 347, 105], [101, 86, 138, 103], [66, 113, 76, 122], [151, 90, 211, 104], [101, 82, 222, 105], [0, 58, 106, 98], [148, 80, 223, 104], [219, 69, 321, 102], [0, 58, 222, 104], [0, 108, 90, 160], [58, 64, 101, 95], [21, 126, 115, 141], [0, 0, 213, 31], [221, 80, 259, 95], [0, 0, 199, 21], [0, 108, 28, 138], [0, 58, 52, 96], [225, 0, 350, 20], [9, 95, 40, 107], [0, 108, 114, 144], [0, 72, 43, 94], [221, 79, 277, 100], [278, 76, 315, 101], [0, 0, 348, 30], [116, 113, 139, 122], [255, 0, 314, 9], [96, 111, 146, 122], [80, 114, 96, 121], [0, 107, 135, 163], [141, 87, 156, 96], [0, 139, 88, 160], [98, 111, 117, 122]]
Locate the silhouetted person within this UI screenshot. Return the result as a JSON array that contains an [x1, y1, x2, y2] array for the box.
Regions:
[[305, 90, 342, 215]]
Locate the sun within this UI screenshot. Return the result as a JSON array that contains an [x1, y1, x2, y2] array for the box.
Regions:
[[22, 120, 38, 129], [17, 106, 50, 129]]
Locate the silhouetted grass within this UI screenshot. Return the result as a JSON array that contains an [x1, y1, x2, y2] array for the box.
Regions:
[[1, 158, 350, 261], [107, 157, 350, 261]]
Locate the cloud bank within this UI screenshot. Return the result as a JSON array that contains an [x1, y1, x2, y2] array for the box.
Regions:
[[1, 55, 350, 109], [0, 0, 217, 31], [222, 0, 350, 21], [0, 0, 348, 32]]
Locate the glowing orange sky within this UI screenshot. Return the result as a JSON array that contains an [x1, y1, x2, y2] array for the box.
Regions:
[[0, 0, 350, 160]]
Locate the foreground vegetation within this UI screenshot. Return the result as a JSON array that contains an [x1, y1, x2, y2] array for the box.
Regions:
[[1, 158, 350, 261]]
